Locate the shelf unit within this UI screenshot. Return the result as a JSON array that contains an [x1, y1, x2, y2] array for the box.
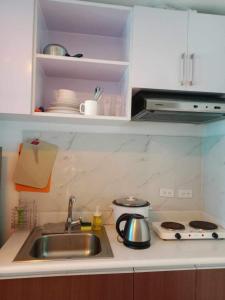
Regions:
[[36, 54, 129, 81], [32, 0, 132, 121]]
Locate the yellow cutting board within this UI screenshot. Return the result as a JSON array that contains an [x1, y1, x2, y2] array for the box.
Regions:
[[14, 141, 58, 188]]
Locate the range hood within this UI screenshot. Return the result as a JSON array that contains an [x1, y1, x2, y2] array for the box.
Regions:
[[132, 92, 225, 124]]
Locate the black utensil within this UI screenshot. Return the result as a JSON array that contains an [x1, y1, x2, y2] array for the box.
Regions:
[[65, 53, 83, 58]]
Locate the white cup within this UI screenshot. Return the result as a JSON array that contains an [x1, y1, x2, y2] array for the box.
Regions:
[[79, 100, 97, 116]]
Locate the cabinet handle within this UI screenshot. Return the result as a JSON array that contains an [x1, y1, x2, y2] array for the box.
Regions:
[[179, 53, 186, 86], [189, 53, 195, 86]]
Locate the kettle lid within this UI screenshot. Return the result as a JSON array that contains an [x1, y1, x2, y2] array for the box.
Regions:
[[113, 196, 150, 207]]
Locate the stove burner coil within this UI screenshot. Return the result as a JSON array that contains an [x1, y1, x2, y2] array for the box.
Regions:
[[189, 221, 218, 230], [161, 222, 185, 230]]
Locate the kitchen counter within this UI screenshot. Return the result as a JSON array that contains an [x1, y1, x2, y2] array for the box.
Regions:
[[0, 225, 225, 279]]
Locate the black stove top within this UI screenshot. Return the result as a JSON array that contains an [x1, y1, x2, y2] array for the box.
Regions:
[[189, 220, 218, 230], [161, 221, 185, 230], [160, 220, 218, 231]]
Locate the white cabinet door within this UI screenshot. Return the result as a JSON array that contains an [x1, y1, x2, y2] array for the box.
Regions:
[[132, 6, 188, 91], [0, 0, 34, 114], [187, 12, 225, 94]]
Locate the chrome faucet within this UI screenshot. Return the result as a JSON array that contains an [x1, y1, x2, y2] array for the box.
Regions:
[[65, 195, 81, 232]]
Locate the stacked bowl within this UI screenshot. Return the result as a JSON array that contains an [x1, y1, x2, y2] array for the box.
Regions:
[[47, 89, 80, 114]]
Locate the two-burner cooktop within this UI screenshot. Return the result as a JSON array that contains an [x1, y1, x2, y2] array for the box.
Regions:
[[152, 220, 225, 240]]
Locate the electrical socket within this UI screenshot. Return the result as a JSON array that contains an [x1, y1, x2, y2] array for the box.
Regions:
[[160, 188, 174, 198], [178, 189, 193, 198]]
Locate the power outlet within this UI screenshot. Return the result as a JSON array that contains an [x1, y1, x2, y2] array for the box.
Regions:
[[160, 188, 174, 198], [178, 189, 193, 198]]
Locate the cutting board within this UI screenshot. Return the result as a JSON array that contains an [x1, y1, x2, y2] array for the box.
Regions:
[[15, 144, 52, 192], [14, 141, 58, 188]]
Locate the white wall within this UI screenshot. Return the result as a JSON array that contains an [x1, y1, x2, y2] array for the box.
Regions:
[[0, 119, 203, 242], [202, 119, 225, 227]]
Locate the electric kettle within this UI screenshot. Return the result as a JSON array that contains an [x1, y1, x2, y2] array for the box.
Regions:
[[116, 213, 151, 249]]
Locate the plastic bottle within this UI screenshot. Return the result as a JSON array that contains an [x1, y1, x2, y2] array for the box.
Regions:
[[17, 207, 25, 225], [92, 206, 103, 231]]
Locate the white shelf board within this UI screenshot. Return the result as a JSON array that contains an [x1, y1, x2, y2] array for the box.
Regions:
[[0, 113, 204, 136], [39, 0, 131, 37], [32, 112, 130, 123], [36, 54, 129, 81]]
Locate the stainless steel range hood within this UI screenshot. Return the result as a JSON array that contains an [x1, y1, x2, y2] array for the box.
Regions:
[[132, 92, 225, 124]]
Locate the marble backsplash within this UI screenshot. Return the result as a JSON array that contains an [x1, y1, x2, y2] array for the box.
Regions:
[[202, 135, 225, 227], [19, 131, 203, 224]]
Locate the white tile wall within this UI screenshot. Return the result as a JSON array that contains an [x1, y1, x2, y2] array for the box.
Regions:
[[0, 121, 203, 240], [19, 131, 203, 223], [202, 135, 225, 227]]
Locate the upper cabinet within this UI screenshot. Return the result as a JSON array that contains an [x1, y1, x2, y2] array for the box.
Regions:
[[132, 7, 189, 91], [132, 6, 225, 94], [188, 12, 225, 93], [33, 0, 132, 121], [0, 0, 34, 114], [1, 1, 225, 119]]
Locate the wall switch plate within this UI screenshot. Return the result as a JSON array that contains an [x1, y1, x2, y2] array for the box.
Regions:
[[178, 189, 193, 198], [160, 188, 174, 198]]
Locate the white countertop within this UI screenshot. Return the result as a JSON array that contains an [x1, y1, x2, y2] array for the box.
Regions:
[[0, 225, 225, 279]]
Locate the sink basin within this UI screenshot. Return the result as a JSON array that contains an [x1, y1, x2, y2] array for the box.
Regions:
[[14, 225, 113, 261], [31, 233, 101, 259]]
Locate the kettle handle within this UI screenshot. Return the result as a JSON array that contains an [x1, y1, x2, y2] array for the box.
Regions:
[[116, 213, 131, 239]]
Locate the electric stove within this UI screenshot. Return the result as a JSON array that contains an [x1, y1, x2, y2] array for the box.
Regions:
[[152, 220, 225, 240]]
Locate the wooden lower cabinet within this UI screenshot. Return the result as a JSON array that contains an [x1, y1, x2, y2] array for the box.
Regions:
[[196, 269, 225, 300], [1, 268, 225, 300], [134, 270, 196, 300], [0, 273, 133, 300], [134, 269, 225, 300]]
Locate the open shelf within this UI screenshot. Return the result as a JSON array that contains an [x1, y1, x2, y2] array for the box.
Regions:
[[36, 54, 129, 81], [33, 0, 132, 121], [39, 0, 131, 37]]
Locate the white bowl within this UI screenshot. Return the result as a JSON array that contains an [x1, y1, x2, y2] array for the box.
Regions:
[[56, 97, 78, 106], [55, 89, 76, 99], [54, 89, 78, 106], [51, 101, 79, 108]]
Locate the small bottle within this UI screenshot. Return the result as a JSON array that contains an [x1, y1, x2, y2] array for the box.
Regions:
[[17, 207, 25, 225], [92, 206, 103, 231]]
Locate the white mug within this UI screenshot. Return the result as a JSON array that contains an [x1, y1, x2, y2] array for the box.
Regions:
[[80, 100, 97, 116]]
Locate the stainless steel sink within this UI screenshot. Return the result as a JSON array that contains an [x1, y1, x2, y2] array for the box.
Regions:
[[14, 225, 113, 261], [31, 233, 101, 259]]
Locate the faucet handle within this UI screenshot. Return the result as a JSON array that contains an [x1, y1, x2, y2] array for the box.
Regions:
[[69, 195, 77, 203], [70, 216, 82, 228]]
